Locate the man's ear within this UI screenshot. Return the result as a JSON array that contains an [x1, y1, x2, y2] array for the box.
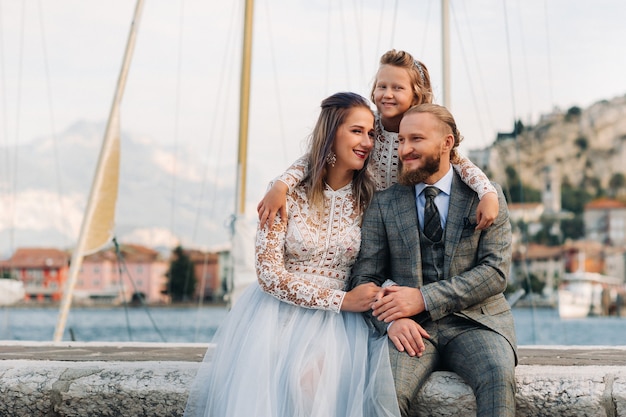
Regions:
[[442, 133, 454, 152]]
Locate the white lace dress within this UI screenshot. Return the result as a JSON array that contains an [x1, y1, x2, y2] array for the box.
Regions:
[[184, 183, 400, 417]]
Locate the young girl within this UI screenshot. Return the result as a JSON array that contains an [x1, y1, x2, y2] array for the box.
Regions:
[[184, 92, 400, 417], [258, 50, 498, 227]]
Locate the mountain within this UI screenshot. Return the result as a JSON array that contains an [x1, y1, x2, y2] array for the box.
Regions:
[[0, 120, 268, 257]]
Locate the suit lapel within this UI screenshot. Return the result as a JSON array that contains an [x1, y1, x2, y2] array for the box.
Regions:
[[391, 185, 423, 276], [444, 173, 477, 276]]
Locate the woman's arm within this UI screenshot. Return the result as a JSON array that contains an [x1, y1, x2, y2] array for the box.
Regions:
[[255, 205, 345, 312], [257, 155, 308, 226], [452, 154, 498, 230]]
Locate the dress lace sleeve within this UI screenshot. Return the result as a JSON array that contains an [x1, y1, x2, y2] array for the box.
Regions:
[[452, 154, 497, 199], [255, 212, 345, 313], [274, 155, 309, 192]]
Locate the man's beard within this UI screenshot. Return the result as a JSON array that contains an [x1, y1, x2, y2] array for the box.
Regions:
[[397, 153, 441, 186]]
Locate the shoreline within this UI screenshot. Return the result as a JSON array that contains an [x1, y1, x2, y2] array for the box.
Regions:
[[4, 301, 228, 309]]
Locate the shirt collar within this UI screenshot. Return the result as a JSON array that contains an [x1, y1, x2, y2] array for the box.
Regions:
[[415, 164, 453, 196]]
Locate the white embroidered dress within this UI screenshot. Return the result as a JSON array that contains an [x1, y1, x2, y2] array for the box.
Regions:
[[184, 182, 400, 417]]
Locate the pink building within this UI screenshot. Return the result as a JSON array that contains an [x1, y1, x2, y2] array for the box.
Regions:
[[76, 244, 169, 305]]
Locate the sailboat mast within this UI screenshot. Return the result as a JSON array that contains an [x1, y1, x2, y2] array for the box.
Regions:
[[441, 0, 450, 108], [53, 0, 145, 342], [227, 0, 256, 307], [235, 0, 254, 216]]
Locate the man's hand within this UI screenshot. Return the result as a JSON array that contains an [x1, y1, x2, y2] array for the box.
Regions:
[[387, 318, 430, 357], [372, 286, 425, 322]]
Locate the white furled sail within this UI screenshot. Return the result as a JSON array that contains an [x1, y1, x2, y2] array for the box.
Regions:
[[53, 0, 144, 342], [229, 215, 257, 306]]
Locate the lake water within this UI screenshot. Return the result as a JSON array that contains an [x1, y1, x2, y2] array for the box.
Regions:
[[2, 305, 626, 345]]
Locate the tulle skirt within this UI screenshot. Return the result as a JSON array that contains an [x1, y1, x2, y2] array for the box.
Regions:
[[184, 283, 400, 417]]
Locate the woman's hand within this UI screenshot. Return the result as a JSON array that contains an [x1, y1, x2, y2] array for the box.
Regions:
[[475, 191, 499, 230], [341, 283, 381, 312]]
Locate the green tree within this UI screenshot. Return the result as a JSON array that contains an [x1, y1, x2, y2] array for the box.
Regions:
[[167, 246, 196, 302], [561, 182, 593, 214], [574, 136, 588, 151], [520, 272, 546, 295], [561, 216, 585, 240], [514, 119, 525, 135], [502, 165, 541, 203], [609, 173, 626, 197], [565, 106, 582, 122]]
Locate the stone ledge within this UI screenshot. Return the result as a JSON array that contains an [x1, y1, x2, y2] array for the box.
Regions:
[[0, 343, 625, 416]]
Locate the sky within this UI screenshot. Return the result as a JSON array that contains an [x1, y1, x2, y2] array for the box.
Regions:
[[1, 0, 626, 243]]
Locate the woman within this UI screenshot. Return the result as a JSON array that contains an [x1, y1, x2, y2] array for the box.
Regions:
[[184, 92, 400, 417]]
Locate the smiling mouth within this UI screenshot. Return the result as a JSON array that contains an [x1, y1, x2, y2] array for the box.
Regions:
[[354, 150, 368, 158]]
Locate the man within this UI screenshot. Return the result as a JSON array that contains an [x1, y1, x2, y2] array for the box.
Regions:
[[349, 103, 517, 417]]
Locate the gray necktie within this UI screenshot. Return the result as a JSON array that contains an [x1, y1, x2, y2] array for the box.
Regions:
[[423, 186, 443, 241]]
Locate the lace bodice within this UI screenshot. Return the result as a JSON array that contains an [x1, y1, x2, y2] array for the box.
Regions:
[[255, 183, 361, 313], [277, 114, 496, 197]]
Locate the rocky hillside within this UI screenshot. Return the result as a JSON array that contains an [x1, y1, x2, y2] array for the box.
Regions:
[[481, 94, 626, 196]]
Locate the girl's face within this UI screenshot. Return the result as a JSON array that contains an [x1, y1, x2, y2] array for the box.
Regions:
[[373, 65, 415, 128], [331, 107, 375, 173]]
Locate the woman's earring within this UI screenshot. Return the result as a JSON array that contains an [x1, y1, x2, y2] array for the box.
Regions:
[[326, 151, 336, 167]]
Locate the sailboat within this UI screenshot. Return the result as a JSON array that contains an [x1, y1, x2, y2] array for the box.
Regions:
[[53, 0, 145, 341], [52, 0, 257, 341], [558, 271, 624, 318], [0, 278, 25, 306]]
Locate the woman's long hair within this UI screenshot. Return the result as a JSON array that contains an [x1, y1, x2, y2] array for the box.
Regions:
[[302, 92, 375, 213]]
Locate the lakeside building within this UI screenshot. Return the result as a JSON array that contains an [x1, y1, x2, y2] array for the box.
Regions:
[[584, 198, 626, 246], [1, 244, 227, 305], [76, 244, 169, 305], [0, 248, 69, 302]]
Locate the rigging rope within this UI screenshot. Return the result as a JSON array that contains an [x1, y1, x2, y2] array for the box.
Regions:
[[36, 0, 73, 249], [502, 0, 537, 344], [456, 0, 492, 140], [6, 1, 26, 257], [449, 2, 486, 139], [543, 0, 554, 107], [187, 1, 240, 337], [261, 0, 288, 164], [168, 0, 186, 254], [113, 238, 167, 342]]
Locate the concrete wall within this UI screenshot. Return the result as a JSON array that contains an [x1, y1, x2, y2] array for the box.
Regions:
[[0, 342, 625, 417]]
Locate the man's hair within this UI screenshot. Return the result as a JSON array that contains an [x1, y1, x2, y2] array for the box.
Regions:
[[404, 103, 464, 161]]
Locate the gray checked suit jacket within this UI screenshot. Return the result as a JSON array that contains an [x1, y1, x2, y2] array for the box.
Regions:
[[349, 172, 517, 360]]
